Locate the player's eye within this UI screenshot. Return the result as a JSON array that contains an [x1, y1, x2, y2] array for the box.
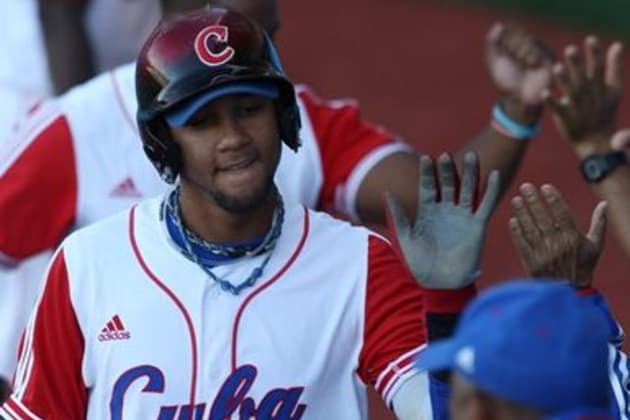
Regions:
[[236, 96, 268, 118]]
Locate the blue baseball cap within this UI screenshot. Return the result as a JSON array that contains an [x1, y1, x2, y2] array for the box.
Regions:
[[164, 81, 279, 127], [416, 280, 611, 418]]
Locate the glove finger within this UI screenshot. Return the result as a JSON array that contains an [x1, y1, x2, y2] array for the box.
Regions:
[[459, 151, 478, 209], [419, 155, 437, 207], [438, 153, 457, 203], [475, 170, 501, 220]]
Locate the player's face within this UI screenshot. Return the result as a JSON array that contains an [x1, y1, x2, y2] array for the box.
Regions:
[[170, 94, 281, 213]]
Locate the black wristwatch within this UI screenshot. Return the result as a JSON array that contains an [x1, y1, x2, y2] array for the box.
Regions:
[[580, 151, 627, 183]]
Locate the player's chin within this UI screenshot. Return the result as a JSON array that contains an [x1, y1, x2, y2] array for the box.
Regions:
[[212, 180, 274, 213]]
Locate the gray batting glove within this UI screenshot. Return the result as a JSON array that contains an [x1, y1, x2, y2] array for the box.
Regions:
[[385, 152, 500, 289]]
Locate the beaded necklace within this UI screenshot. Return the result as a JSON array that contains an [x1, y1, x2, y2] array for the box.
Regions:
[[162, 187, 284, 295]]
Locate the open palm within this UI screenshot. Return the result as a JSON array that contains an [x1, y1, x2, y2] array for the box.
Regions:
[[386, 153, 500, 289]]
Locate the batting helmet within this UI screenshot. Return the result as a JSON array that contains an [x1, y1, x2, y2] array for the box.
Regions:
[[136, 6, 301, 184]]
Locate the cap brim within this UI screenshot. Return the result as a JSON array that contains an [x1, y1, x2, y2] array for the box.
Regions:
[[415, 339, 460, 372], [165, 82, 279, 127]]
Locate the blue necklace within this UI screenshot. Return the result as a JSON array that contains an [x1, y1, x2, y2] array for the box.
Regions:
[[162, 187, 284, 295]]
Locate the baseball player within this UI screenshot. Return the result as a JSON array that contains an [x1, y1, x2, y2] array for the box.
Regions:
[[0, 8, 501, 418], [416, 280, 613, 420], [0, 0, 554, 391]]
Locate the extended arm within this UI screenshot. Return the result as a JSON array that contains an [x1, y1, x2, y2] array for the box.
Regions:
[[356, 23, 552, 224]]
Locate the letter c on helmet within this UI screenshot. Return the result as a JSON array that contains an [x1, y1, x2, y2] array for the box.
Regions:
[[194, 25, 235, 66]]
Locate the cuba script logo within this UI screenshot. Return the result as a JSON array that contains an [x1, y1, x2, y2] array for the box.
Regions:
[[110, 364, 307, 419], [194, 25, 235, 66]]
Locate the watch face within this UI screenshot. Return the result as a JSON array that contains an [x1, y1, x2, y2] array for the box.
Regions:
[[584, 159, 604, 180]]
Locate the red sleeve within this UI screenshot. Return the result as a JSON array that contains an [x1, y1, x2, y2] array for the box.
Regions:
[[297, 87, 406, 216], [0, 105, 77, 263], [0, 250, 87, 419], [358, 235, 427, 405]]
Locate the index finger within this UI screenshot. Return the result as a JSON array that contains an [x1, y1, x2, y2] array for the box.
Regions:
[[419, 155, 437, 207]]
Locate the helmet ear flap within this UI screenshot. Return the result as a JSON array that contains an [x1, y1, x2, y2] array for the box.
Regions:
[[140, 119, 182, 184], [278, 100, 301, 151]]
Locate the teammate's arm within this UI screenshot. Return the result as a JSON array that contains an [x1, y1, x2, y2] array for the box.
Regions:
[[358, 235, 473, 419], [354, 23, 552, 225], [0, 249, 88, 419], [385, 151, 498, 391], [38, 0, 95, 94]]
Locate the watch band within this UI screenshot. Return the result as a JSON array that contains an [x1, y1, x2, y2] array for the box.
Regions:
[[580, 151, 627, 183]]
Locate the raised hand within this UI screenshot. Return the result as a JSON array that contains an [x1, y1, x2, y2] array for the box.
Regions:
[[486, 23, 554, 111], [545, 36, 624, 156], [385, 152, 500, 289], [509, 183, 608, 288]]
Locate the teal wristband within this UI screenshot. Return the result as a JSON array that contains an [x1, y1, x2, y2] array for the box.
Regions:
[[492, 103, 541, 140]]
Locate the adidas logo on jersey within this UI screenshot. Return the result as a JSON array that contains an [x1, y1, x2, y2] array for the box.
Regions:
[[98, 315, 131, 341], [109, 177, 142, 198]]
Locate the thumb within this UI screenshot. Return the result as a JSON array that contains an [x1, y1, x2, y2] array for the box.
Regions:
[[586, 201, 608, 253], [384, 191, 411, 239], [486, 22, 504, 49]]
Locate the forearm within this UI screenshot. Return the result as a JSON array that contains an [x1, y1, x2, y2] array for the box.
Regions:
[[574, 139, 630, 261], [38, 0, 94, 93], [457, 126, 527, 198], [457, 99, 541, 199], [592, 169, 630, 259]]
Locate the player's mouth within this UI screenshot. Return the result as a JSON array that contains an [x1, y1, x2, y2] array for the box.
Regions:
[[217, 156, 257, 173]]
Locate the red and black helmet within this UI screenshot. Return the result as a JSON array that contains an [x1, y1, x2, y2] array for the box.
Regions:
[[136, 6, 301, 183]]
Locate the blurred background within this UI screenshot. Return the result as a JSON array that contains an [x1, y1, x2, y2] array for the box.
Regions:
[[276, 1, 630, 417]]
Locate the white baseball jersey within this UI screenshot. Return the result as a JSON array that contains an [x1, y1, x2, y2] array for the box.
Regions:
[[0, 61, 408, 264], [0, 61, 409, 380], [1, 198, 428, 419]]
